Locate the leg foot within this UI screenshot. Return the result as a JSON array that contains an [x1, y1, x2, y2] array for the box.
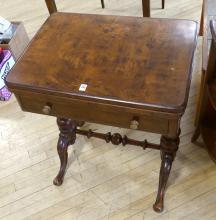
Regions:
[[153, 135, 179, 212], [53, 118, 77, 186]]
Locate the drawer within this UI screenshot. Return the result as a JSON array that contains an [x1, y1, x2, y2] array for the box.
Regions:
[[16, 91, 169, 134]]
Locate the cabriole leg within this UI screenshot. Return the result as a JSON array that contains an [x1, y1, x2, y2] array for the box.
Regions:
[[153, 134, 180, 212], [53, 117, 77, 186]]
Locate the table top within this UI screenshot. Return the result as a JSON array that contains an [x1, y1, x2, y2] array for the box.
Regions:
[[7, 13, 198, 113]]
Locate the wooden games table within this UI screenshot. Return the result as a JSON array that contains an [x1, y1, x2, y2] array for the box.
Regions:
[[6, 13, 197, 212]]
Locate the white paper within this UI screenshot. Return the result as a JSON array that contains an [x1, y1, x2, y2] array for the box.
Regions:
[[79, 84, 88, 91], [0, 16, 11, 33]]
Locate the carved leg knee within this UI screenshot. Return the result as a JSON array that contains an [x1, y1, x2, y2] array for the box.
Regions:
[[53, 118, 77, 186]]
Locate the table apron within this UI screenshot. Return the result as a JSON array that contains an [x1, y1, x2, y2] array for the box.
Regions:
[[14, 90, 181, 136]]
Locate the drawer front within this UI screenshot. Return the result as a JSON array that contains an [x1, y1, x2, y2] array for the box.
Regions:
[[17, 92, 169, 134]]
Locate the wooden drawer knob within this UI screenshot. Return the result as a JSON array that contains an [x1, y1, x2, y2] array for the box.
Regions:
[[130, 119, 139, 130], [42, 105, 52, 115]]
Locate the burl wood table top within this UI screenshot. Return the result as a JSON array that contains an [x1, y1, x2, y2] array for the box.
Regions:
[[7, 13, 197, 113]]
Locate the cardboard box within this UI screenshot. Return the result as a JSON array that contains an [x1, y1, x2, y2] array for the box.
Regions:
[[0, 50, 15, 101], [0, 22, 29, 61]]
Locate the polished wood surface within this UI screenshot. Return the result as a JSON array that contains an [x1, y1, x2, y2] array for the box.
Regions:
[[6, 12, 197, 213], [1, 0, 211, 219], [7, 13, 197, 114], [193, 19, 216, 163]]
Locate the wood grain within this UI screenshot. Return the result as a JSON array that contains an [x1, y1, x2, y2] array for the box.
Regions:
[[6, 13, 197, 114]]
